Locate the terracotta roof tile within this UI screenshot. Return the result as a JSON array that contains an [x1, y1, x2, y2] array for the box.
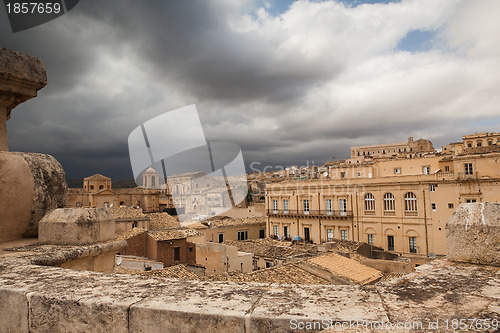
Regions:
[[204, 263, 330, 285], [116, 228, 147, 240], [148, 213, 180, 229], [138, 264, 199, 280], [148, 228, 203, 241], [308, 252, 383, 285]]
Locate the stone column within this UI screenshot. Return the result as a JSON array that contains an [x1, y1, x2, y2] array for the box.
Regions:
[[0, 48, 66, 242], [0, 48, 47, 151], [0, 104, 7, 150]]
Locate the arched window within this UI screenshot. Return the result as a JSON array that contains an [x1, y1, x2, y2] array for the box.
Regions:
[[364, 193, 375, 211], [90, 185, 94, 190], [404, 192, 417, 211], [151, 176, 156, 187], [99, 185, 104, 190], [384, 193, 395, 211]]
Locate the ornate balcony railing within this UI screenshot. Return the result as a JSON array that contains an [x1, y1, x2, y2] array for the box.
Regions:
[[266, 209, 353, 218]]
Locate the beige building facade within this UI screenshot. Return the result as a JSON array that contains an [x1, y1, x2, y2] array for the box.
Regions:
[[68, 174, 161, 212], [267, 135, 500, 256]]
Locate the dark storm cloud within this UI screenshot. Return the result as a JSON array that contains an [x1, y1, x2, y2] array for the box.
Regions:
[[1, 0, 500, 179]]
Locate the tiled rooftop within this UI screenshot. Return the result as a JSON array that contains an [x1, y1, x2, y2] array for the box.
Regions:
[[148, 213, 180, 229], [204, 263, 331, 285], [224, 238, 317, 258], [148, 228, 203, 241], [308, 252, 383, 285], [138, 264, 200, 280], [116, 228, 147, 240], [109, 207, 147, 220], [205, 216, 266, 228]]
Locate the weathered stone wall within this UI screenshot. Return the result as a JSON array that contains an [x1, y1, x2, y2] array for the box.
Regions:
[[16, 152, 68, 237], [39, 208, 114, 245], [447, 202, 500, 267]]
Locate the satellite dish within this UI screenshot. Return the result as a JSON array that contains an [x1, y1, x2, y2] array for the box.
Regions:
[[323, 172, 328, 177], [116, 257, 122, 266]]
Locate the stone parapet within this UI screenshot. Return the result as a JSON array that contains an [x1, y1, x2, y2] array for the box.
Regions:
[[0, 48, 47, 151], [0, 152, 67, 243], [447, 202, 500, 267], [0, 242, 499, 333], [39, 208, 115, 245]]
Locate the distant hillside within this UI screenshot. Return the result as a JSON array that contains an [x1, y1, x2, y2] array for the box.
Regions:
[[66, 178, 137, 188], [66, 178, 83, 188], [112, 179, 137, 188]]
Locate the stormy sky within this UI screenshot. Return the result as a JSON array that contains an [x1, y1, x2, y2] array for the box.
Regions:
[[1, 0, 499, 179]]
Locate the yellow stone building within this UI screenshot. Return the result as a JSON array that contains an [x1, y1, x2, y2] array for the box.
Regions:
[[266, 133, 500, 256], [68, 174, 161, 212]]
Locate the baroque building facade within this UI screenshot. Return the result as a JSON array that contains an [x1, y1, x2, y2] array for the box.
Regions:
[[266, 133, 500, 256]]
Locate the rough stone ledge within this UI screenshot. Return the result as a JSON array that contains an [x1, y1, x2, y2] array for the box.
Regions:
[[30, 240, 126, 266], [0, 244, 499, 332]]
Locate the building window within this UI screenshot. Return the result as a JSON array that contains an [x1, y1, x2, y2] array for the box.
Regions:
[[90, 185, 94, 190], [431, 203, 436, 211], [357, 172, 361, 177], [477, 141, 482, 147], [237, 230, 248, 241], [259, 229, 265, 238], [283, 199, 288, 213], [218, 233, 224, 243], [339, 198, 347, 216], [405, 192, 417, 212], [465, 163, 473, 175], [445, 166, 450, 172], [368, 234, 374, 245], [303, 199, 310, 214], [341, 172, 346, 178], [409, 237, 417, 253], [104, 202, 109, 208], [304, 227, 310, 241], [273, 225, 278, 237], [325, 199, 332, 215], [488, 140, 493, 146], [448, 203, 454, 209], [394, 168, 401, 174], [132, 222, 138, 228], [340, 230, 347, 240], [76, 202, 81, 207], [384, 193, 395, 211], [99, 185, 104, 190], [327, 229, 333, 242], [364, 193, 375, 212], [266, 262, 273, 268], [189, 247, 193, 252], [429, 184, 436, 192], [283, 226, 289, 238], [272, 199, 278, 213], [423, 166, 430, 175], [174, 247, 181, 261], [388, 235, 395, 251], [467, 142, 472, 148], [466, 199, 477, 203]]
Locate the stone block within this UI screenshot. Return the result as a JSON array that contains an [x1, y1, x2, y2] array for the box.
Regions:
[[28, 292, 129, 333], [447, 202, 500, 266], [0, 288, 29, 333], [39, 208, 115, 245]]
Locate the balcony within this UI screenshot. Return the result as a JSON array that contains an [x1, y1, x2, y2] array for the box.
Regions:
[[404, 211, 418, 217], [457, 172, 478, 180], [435, 171, 455, 180], [266, 209, 353, 218]]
